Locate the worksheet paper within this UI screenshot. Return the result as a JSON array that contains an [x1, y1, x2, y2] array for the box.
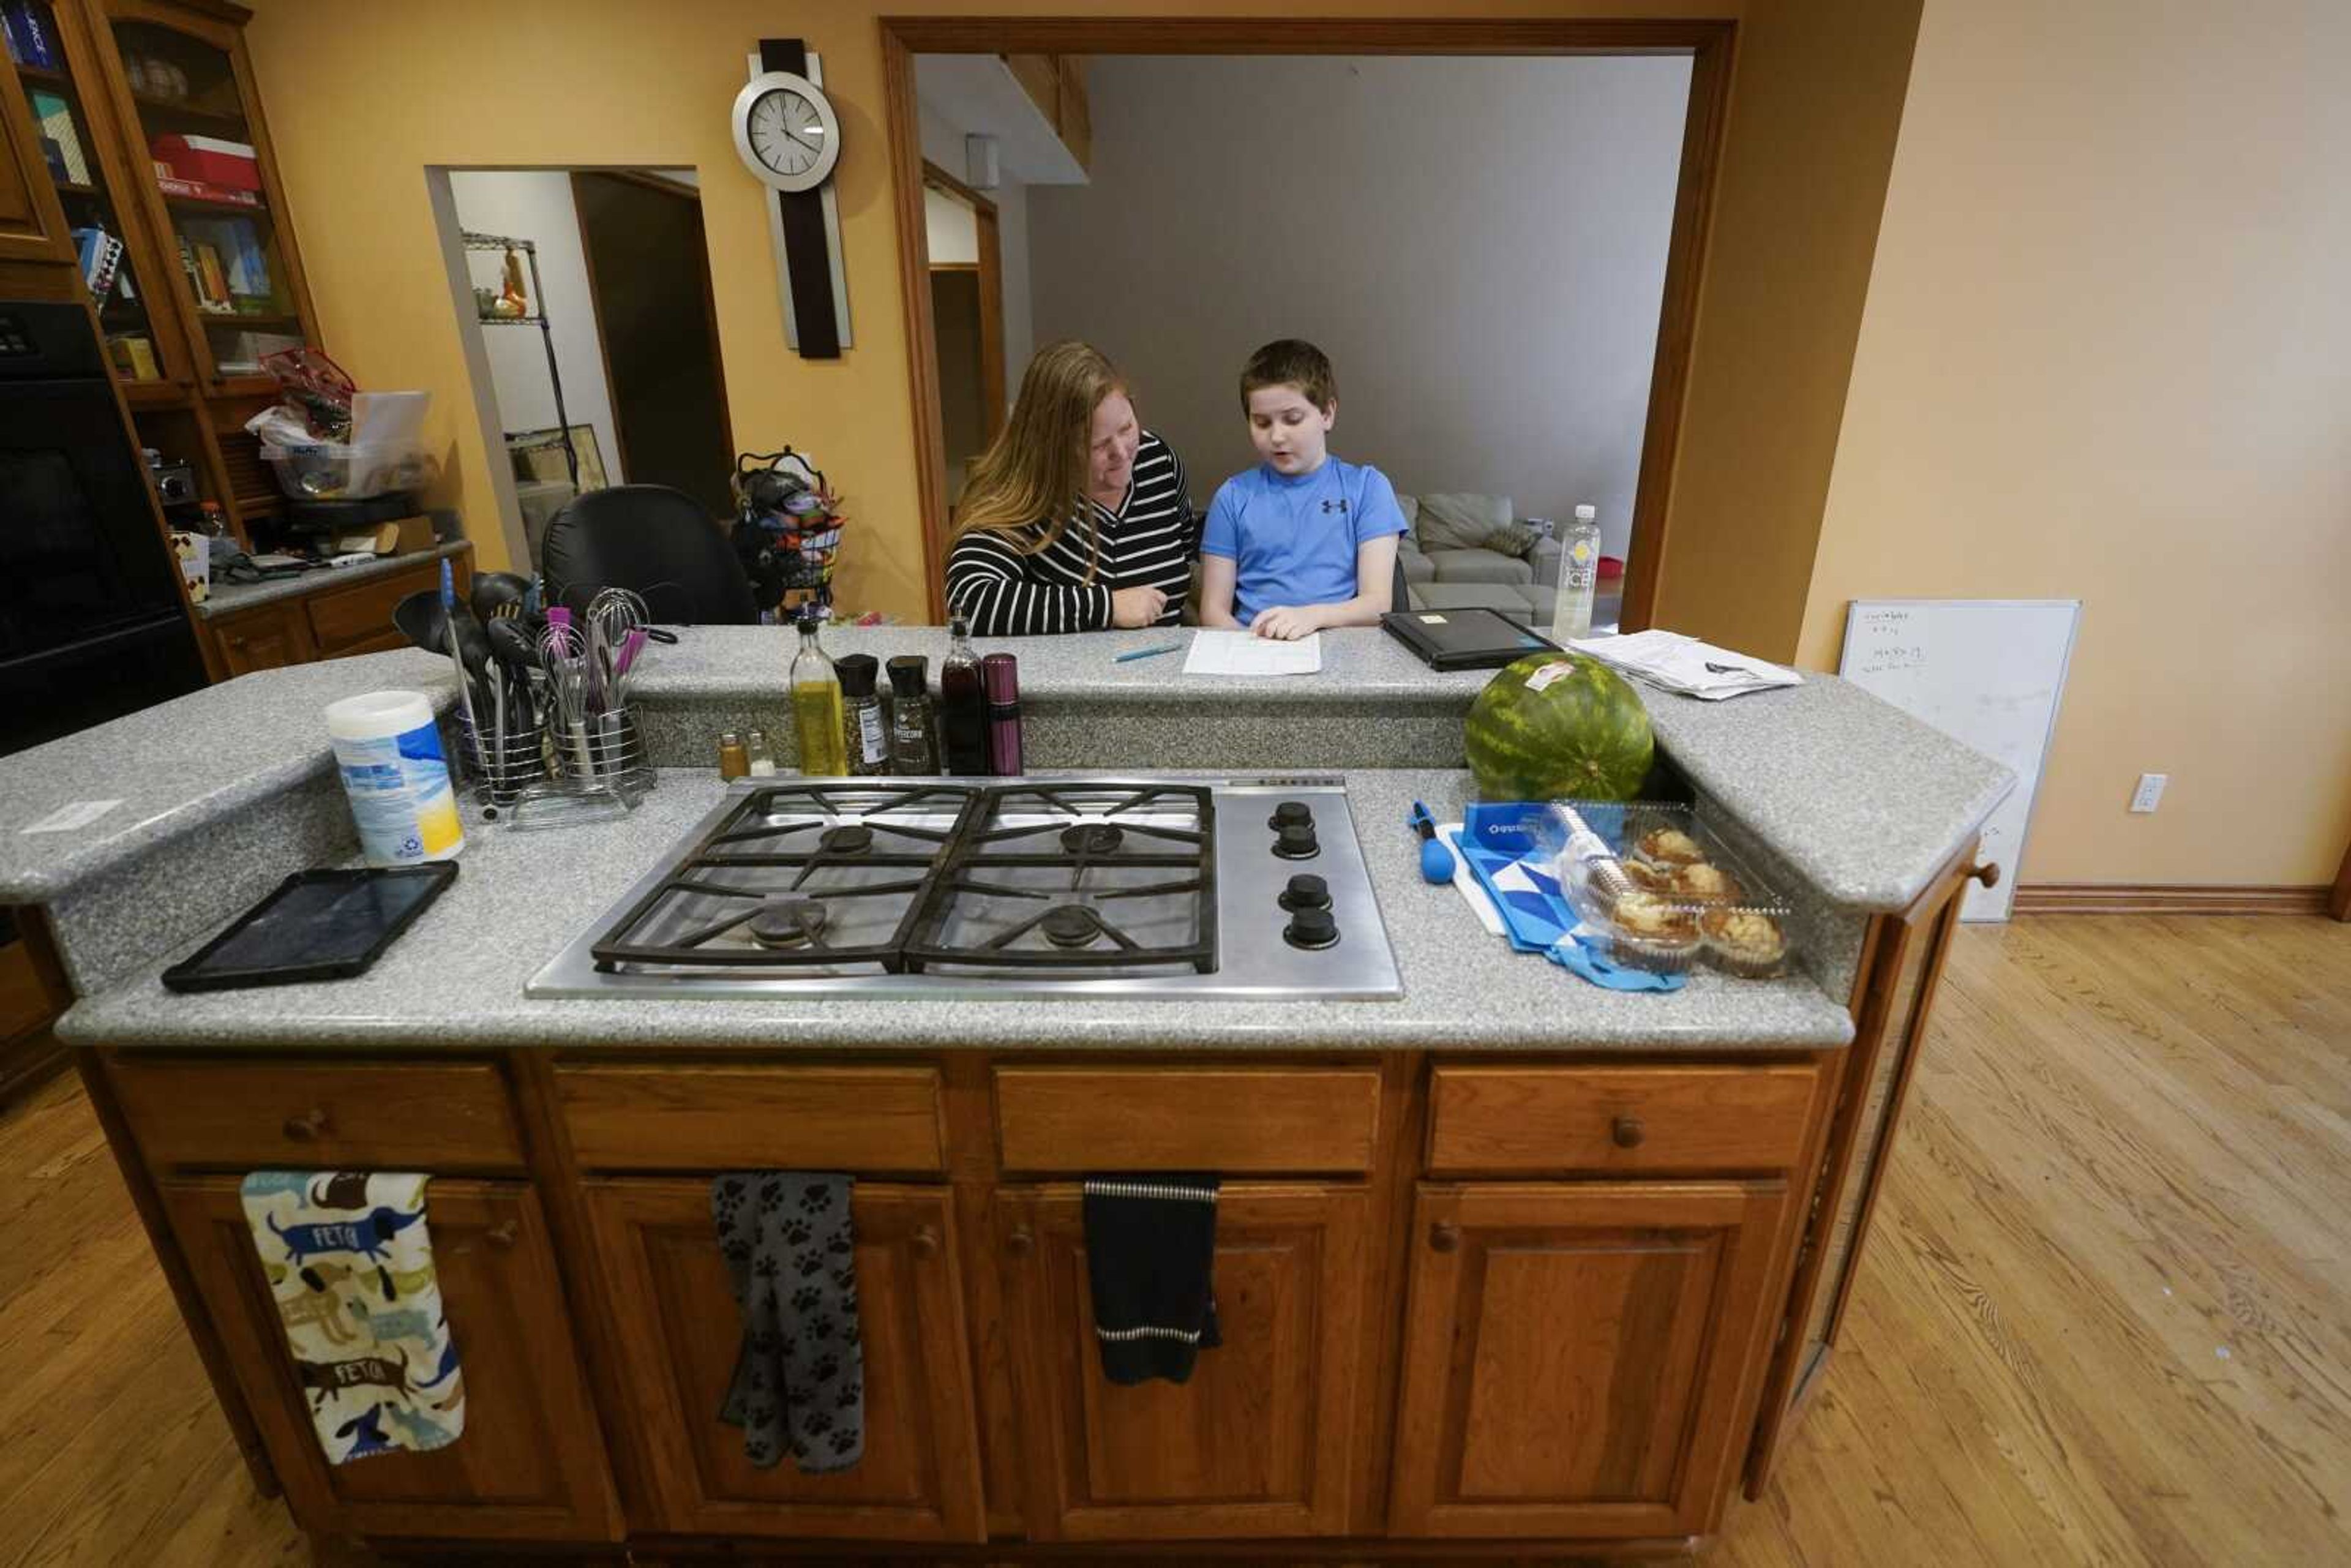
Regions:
[[1182, 630, 1322, 676]]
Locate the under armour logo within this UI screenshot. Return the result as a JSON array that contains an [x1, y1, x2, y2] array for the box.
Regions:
[[1320, 498, 1350, 515]]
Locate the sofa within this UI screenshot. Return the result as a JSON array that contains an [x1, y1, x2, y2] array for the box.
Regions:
[[1394, 492, 1562, 624]]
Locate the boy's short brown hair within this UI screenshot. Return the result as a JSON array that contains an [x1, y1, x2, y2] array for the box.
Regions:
[[1240, 339, 1337, 414]]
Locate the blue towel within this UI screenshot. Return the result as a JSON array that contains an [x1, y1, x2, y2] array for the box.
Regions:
[[1451, 826, 1686, 992]]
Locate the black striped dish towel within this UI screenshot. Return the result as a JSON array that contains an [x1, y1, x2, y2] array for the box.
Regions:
[[1082, 1174, 1221, 1386]]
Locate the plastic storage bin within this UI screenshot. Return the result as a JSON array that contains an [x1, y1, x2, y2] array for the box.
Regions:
[[262, 441, 439, 500]]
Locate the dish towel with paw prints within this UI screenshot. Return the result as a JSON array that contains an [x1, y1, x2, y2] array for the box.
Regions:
[[711, 1172, 864, 1472], [238, 1172, 465, 1464]]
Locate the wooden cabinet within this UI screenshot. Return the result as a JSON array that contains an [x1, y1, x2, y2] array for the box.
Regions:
[[0, 48, 77, 264], [994, 1182, 1368, 1540], [158, 1176, 620, 1542], [583, 1179, 985, 1542], [1743, 845, 1982, 1493], [1389, 1180, 1788, 1540], [206, 598, 310, 674]]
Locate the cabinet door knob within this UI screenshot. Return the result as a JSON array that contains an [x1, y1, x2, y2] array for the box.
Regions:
[[282, 1108, 329, 1141], [1968, 861, 2000, 888], [1428, 1222, 1460, 1253], [485, 1220, 518, 1248], [1006, 1227, 1033, 1256], [1611, 1114, 1646, 1149], [910, 1226, 939, 1260]]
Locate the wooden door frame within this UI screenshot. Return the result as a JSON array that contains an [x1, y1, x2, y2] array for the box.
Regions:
[[881, 17, 1736, 623], [569, 170, 737, 493], [921, 159, 1006, 446], [2331, 835, 2350, 921]]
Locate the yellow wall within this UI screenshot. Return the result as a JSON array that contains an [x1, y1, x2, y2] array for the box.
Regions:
[[1798, 0, 2351, 886], [245, 0, 1939, 637]]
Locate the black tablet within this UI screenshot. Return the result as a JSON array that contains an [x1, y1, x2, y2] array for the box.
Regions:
[[1381, 606, 1561, 670], [161, 865, 459, 992]]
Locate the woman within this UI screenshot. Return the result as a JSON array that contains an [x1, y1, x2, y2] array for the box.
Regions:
[[944, 340, 1194, 636]]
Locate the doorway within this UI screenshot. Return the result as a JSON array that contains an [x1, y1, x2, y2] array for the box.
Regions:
[[921, 162, 1007, 507], [571, 171, 735, 518], [882, 20, 1733, 628]]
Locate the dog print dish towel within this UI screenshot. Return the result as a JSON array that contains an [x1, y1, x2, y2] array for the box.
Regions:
[[239, 1172, 465, 1463]]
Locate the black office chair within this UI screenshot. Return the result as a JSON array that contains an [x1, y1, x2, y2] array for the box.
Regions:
[[538, 484, 760, 625]]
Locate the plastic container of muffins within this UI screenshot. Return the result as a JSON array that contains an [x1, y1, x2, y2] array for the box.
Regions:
[[1537, 801, 1796, 978]]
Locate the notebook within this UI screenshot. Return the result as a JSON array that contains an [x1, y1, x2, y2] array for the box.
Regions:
[[1380, 607, 1559, 670]]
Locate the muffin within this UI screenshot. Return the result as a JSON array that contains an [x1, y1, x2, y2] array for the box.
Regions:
[[1618, 858, 1675, 893], [1636, 825, 1706, 867], [1605, 891, 1701, 973], [1701, 908, 1788, 978], [1671, 861, 1745, 905]]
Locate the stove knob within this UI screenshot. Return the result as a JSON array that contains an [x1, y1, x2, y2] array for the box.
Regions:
[[1280, 873, 1330, 911], [1273, 822, 1321, 860], [1284, 906, 1340, 951], [1268, 800, 1314, 831]]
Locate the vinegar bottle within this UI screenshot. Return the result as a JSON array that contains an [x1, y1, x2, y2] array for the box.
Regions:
[[788, 607, 849, 776], [939, 613, 990, 775]]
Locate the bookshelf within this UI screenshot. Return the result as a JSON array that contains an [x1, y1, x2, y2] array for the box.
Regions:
[[3, 0, 322, 552]]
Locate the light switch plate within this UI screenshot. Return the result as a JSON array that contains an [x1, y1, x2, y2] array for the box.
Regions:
[[2130, 773, 2168, 813]]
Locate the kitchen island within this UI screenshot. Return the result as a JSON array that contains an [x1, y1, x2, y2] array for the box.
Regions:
[[6, 628, 2009, 1559]]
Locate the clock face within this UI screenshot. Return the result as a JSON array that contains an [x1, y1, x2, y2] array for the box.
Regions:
[[731, 70, 841, 193]]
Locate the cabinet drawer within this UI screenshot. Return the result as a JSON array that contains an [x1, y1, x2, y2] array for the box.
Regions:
[[110, 1058, 525, 1171], [1425, 1063, 1820, 1176], [305, 561, 438, 654], [556, 1064, 945, 1172], [994, 1067, 1380, 1174]]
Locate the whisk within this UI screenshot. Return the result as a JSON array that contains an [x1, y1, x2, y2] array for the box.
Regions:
[[538, 615, 596, 780], [585, 587, 651, 712]]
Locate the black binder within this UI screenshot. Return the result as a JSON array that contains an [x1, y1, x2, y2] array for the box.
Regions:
[[1380, 607, 1561, 670]]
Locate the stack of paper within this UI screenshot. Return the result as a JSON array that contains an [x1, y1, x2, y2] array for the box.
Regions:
[[1182, 630, 1322, 677], [1568, 629, 1802, 701]]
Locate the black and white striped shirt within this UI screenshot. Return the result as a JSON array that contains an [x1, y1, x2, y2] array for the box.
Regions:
[[945, 431, 1194, 636]]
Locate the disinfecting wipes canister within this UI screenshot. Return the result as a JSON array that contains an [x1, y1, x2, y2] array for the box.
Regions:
[[324, 690, 464, 866]]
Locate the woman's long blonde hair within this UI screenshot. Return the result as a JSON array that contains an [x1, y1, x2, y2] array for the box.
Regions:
[[952, 340, 1128, 582]]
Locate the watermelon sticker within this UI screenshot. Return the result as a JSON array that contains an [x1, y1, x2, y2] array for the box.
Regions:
[[1524, 661, 1577, 692]]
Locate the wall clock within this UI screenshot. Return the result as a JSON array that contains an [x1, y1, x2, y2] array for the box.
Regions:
[[733, 39, 850, 358]]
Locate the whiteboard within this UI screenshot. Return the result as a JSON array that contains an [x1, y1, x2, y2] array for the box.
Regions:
[[1839, 599, 2080, 921]]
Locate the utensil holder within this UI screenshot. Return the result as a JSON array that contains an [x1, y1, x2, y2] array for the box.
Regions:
[[550, 704, 652, 800], [458, 713, 550, 808]]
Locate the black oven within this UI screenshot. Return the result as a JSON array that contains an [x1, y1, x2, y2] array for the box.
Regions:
[[0, 300, 207, 757]]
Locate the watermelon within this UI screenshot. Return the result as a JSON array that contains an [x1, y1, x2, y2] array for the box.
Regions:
[[1464, 653, 1654, 801]]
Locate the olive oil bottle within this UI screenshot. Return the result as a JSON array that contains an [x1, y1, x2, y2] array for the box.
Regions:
[[788, 606, 849, 776]]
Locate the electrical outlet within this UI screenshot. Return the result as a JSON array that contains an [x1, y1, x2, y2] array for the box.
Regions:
[[2130, 773, 2168, 814]]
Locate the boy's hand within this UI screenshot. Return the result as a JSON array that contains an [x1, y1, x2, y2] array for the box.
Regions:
[[1110, 585, 1169, 628], [1250, 605, 1322, 640]]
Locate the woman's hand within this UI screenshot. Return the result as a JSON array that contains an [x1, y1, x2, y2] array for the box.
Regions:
[[1110, 585, 1169, 628], [1250, 604, 1324, 640]]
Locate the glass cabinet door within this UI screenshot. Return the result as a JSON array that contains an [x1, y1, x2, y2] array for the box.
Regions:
[[4, 0, 183, 388], [102, 2, 308, 390]]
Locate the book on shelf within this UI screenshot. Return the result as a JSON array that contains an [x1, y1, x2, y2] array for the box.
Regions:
[[29, 91, 89, 184], [192, 242, 232, 311], [3, 1, 61, 70], [70, 225, 126, 307], [181, 216, 272, 301], [155, 173, 260, 208], [107, 334, 160, 381]]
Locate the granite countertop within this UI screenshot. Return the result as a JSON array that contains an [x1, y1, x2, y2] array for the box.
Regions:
[[194, 539, 473, 621], [0, 648, 459, 901], [57, 769, 1856, 1055], [632, 623, 1494, 706]]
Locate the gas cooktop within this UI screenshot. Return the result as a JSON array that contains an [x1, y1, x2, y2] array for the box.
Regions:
[[527, 776, 1403, 1001]]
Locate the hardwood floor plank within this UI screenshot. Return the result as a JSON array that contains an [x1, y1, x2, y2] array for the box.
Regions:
[[1, 916, 2345, 1566]]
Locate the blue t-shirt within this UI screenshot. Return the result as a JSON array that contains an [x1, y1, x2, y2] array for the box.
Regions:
[[1199, 457, 1409, 626]]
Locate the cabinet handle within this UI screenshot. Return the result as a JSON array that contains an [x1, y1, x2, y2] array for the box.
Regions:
[[282, 1108, 329, 1141], [1428, 1222, 1460, 1253], [1611, 1114, 1647, 1149], [1006, 1226, 1033, 1256], [485, 1221, 518, 1249], [910, 1226, 939, 1260], [1967, 861, 2000, 889]]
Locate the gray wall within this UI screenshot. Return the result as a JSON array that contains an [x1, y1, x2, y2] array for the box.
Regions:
[[1026, 55, 1690, 558]]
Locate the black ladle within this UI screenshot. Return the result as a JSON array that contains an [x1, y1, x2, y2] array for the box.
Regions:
[[470, 571, 533, 625]]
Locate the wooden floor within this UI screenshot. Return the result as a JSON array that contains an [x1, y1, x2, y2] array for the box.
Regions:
[[2, 915, 2345, 1567]]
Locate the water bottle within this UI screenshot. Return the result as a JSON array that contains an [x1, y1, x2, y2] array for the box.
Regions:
[[1550, 503, 1602, 644]]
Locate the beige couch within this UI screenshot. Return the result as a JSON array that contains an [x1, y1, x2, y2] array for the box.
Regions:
[[1395, 492, 1562, 624]]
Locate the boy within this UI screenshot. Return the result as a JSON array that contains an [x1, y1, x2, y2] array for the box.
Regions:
[[1198, 339, 1409, 640]]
